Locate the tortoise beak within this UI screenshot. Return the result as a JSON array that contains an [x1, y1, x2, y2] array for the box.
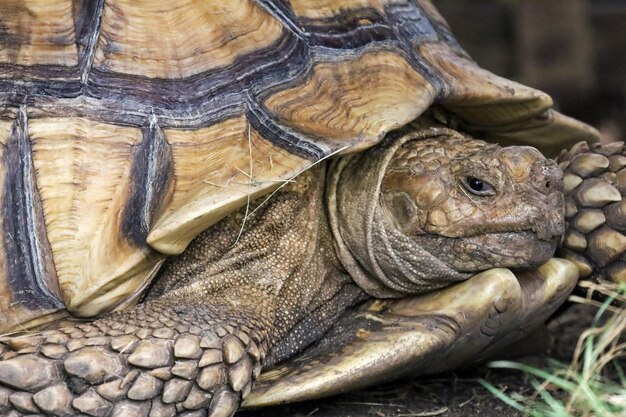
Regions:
[[498, 146, 566, 242], [530, 158, 566, 242]]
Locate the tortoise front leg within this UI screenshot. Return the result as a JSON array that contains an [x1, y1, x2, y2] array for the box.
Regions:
[[558, 141, 626, 285], [0, 292, 269, 417], [244, 258, 578, 406]]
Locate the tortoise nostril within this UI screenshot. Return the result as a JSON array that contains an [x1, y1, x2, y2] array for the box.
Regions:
[[546, 181, 551, 189]]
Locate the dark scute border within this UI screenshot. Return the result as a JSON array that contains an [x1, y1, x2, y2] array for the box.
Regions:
[[247, 100, 326, 160], [85, 29, 309, 109], [121, 116, 174, 246], [2, 109, 63, 311], [298, 7, 395, 49]]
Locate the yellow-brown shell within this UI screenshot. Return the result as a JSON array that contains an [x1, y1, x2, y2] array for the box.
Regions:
[[0, 0, 598, 333]]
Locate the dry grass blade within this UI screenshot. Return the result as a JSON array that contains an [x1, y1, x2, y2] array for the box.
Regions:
[[231, 122, 255, 246], [573, 280, 626, 309], [246, 144, 349, 219], [484, 282, 626, 417]]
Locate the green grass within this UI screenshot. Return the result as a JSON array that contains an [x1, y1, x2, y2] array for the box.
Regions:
[[481, 283, 626, 417]]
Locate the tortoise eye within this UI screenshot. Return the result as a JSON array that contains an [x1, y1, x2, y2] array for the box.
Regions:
[[463, 176, 496, 196]]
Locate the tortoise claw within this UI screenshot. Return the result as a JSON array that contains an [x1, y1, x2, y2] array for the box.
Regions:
[[244, 258, 578, 407]]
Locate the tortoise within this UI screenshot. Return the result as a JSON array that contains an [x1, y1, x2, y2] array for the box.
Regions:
[[0, 0, 625, 416]]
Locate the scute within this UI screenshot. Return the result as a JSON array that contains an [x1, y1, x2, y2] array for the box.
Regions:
[[0, 0, 78, 68], [148, 116, 311, 254], [28, 117, 166, 317], [417, 42, 599, 156], [93, 0, 285, 79], [264, 51, 436, 150], [0, 0, 600, 333]]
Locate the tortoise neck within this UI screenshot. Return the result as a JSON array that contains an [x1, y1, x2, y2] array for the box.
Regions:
[[146, 164, 363, 359], [326, 126, 472, 298]]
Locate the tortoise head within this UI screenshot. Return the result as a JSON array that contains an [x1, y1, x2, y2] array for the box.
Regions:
[[327, 126, 565, 298], [381, 135, 564, 271]]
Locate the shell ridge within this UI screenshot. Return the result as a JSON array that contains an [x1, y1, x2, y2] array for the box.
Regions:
[[2, 107, 62, 311], [298, 7, 393, 49], [308, 41, 399, 62], [241, 32, 311, 98], [79, 0, 106, 87], [253, 0, 306, 41], [246, 100, 327, 160], [121, 115, 174, 246]]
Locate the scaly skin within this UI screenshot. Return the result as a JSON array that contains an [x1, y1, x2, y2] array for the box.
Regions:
[[0, 125, 622, 417], [0, 298, 269, 417], [557, 141, 626, 285]]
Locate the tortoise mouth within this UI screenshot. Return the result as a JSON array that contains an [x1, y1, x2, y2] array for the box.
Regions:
[[414, 230, 559, 273]]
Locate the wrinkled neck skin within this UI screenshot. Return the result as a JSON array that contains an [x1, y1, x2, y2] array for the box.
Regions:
[[327, 126, 474, 298], [146, 165, 366, 366]]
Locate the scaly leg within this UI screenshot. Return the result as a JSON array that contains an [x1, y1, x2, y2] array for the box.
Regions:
[[0, 288, 272, 417], [558, 141, 626, 286]]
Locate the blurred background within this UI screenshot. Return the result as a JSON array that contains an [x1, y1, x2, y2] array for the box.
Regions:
[[434, 0, 626, 142]]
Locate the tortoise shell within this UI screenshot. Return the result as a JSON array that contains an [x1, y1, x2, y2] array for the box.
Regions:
[[0, 0, 598, 334]]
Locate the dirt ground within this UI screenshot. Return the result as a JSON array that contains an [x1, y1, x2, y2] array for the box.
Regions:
[[237, 304, 602, 417]]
